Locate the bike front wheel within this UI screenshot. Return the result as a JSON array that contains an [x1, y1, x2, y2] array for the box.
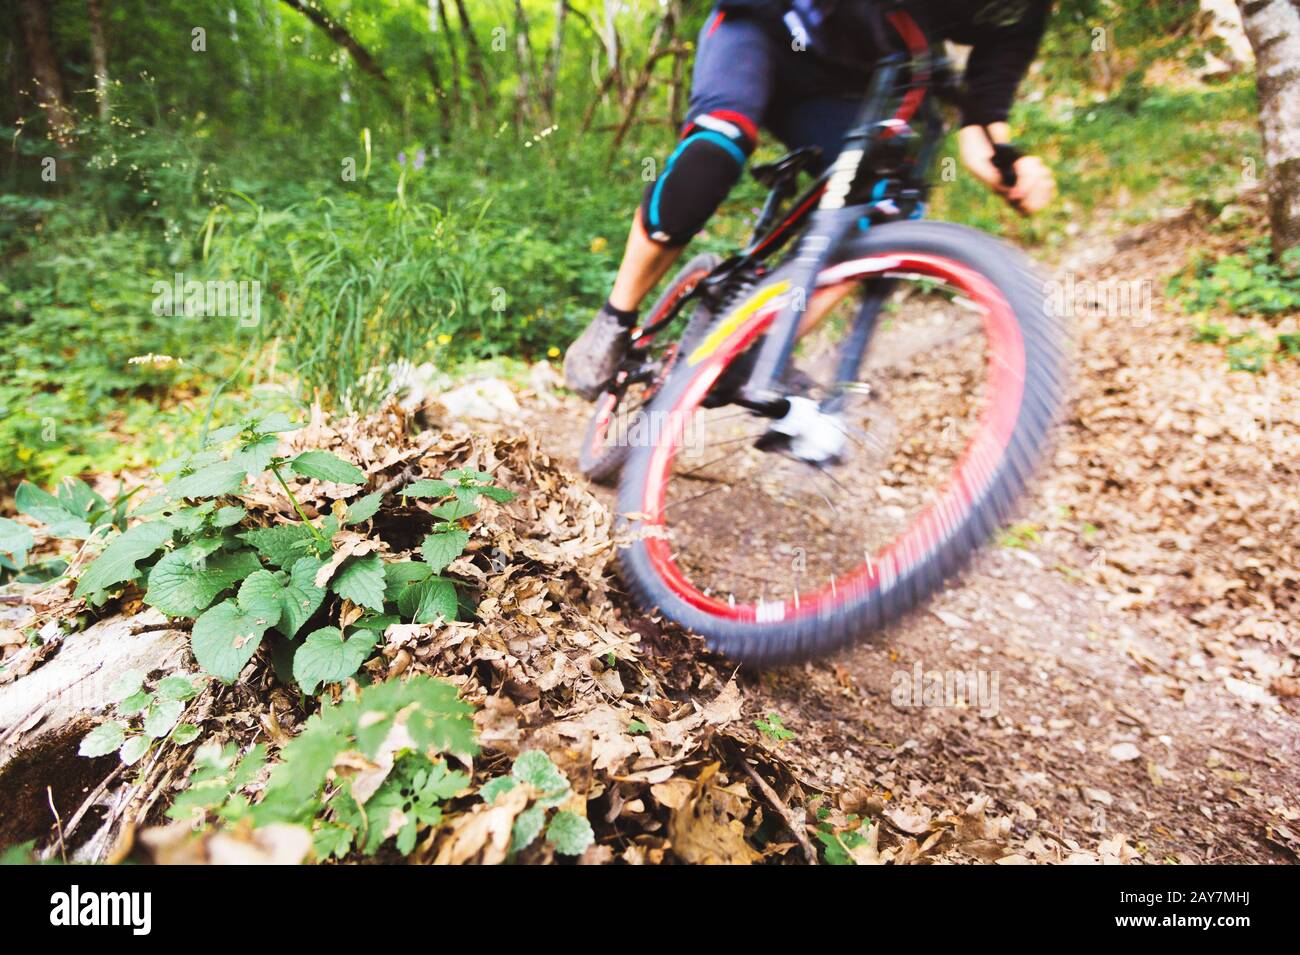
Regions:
[[614, 221, 1067, 665]]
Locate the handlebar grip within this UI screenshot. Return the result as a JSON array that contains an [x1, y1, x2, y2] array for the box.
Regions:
[[991, 142, 1023, 188]]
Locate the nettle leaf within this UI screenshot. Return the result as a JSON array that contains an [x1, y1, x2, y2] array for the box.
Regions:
[[420, 529, 469, 573], [396, 577, 457, 624], [108, 669, 146, 702], [162, 504, 214, 535], [80, 721, 126, 758], [290, 451, 365, 485], [512, 750, 570, 807], [231, 434, 280, 478], [476, 485, 517, 503], [279, 556, 327, 639], [15, 481, 92, 538], [343, 492, 383, 526], [546, 811, 595, 856], [431, 499, 478, 521], [119, 735, 151, 766], [74, 521, 174, 599], [444, 468, 494, 484], [170, 724, 201, 745], [240, 523, 315, 568], [144, 545, 262, 617], [0, 517, 34, 566], [511, 804, 546, 853], [143, 699, 185, 739], [191, 571, 284, 682], [383, 561, 432, 601], [156, 675, 200, 702], [251, 411, 300, 434], [118, 691, 152, 717], [480, 776, 516, 804], [205, 423, 243, 445], [57, 477, 105, 517], [292, 626, 379, 694], [137, 459, 248, 515], [403, 478, 452, 498], [213, 505, 247, 528], [331, 554, 386, 611], [352, 613, 399, 632]]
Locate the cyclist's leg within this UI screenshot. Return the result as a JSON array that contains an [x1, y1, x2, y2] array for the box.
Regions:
[[608, 10, 777, 312], [566, 9, 777, 398], [636, 13, 772, 249]]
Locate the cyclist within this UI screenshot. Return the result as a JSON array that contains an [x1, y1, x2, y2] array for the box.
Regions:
[[564, 0, 1057, 399]]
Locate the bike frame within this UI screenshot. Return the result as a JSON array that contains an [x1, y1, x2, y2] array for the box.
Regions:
[[628, 6, 954, 415]]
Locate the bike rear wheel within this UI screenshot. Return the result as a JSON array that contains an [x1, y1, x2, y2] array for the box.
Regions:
[[579, 253, 720, 485], [615, 221, 1066, 665]]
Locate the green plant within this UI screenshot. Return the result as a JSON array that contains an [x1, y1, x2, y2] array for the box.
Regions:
[[30, 411, 512, 690], [478, 750, 595, 858], [165, 742, 268, 828], [998, 521, 1041, 549], [253, 675, 477, 858], [1192, 322, 1229, 343], [78, 670, 203, 766], [1225, 334, 1273, 373], [815, 809, 873, 865], [754, 712, 796, 743], [1174, 242, 1300, 318], [2, 477, 136, 583]]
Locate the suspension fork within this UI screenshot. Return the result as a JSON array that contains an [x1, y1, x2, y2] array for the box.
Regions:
[[821, 279, 894, 414], [739, 54, 907, 411]]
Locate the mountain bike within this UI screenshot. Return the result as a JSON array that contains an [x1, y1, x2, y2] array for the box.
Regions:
[[580, 7, 1066, 665]]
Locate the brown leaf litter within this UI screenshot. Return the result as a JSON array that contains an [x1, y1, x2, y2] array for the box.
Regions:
[[1, 401, 812, 864]]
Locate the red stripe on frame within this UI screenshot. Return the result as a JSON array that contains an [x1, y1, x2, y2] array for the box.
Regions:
[[707, 11, 726, 36]]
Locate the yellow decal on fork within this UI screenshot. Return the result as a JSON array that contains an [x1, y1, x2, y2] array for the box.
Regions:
[[686, 280, 791, 366]]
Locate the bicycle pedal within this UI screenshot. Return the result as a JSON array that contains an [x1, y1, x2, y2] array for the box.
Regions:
[[757, 396, 847, 466]]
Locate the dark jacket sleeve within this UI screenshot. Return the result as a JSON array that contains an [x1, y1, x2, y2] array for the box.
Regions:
[[959, 3, 1050, 127]]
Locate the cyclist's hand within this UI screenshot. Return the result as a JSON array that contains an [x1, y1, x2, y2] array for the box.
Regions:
[[958, 125, 1055, 215], [1004, 156, 1055, 215]]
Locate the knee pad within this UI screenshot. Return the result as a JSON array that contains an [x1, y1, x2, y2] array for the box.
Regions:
[[641, 110, 758, 246]]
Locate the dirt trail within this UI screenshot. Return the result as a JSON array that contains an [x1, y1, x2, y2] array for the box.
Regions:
[[504, 204, 1299, 863]]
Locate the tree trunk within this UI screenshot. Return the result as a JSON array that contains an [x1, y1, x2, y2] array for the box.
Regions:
[[1236, 0, 1300, 257], [512, 0, 539, 122], [601, 0, 623, 98], [610, 5, 681, 151], [541, 0, 567, 118], [668, 47, 687, 130], [14, 0, 74, 141], [434, 0, 463, 113], [452, 0, 495, 111], [278, 0, 398, 108], [86, 0, 110, 120], [422, 47, 451, 139]]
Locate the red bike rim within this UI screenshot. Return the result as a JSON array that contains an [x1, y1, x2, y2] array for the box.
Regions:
[[587, 267, 712, 462], [639, 253, 1026, 623]]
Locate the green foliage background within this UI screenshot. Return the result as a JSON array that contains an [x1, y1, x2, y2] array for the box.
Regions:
[[0, 0, 1261, 485]]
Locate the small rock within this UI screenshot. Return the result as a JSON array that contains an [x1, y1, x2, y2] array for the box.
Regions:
[[1109, 742, 1141, 762]]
